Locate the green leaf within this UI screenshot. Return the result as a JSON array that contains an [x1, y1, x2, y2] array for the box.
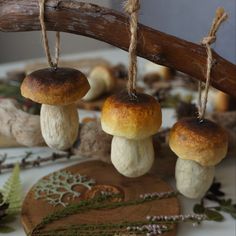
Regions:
[[221, 205, 236, 214], [0, 83, 21, 97], [214, 206, 221, 211], [230, 212, 236, 219], [1, 164, 22, 215], [205, 209, 224, 222], [193, 204, 205, 214], [0, 225, 15, 233], [220, 199, 232, 206]]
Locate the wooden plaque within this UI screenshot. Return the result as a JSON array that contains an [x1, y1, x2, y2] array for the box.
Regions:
[[21, 161, 180, 235]]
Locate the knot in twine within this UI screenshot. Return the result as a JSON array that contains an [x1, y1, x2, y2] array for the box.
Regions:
[[124, 0, 140, 98], [38, 0, 60, 69], [201, 7, 228, 47], [198, 7, 228, 120], [201, 36, 216, 45], [124, 0, 140, 14]]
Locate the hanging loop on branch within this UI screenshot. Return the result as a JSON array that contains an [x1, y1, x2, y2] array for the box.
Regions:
[[38, 0, 60, 69], [1, 1, 236, 97], [124, 0, 140, 98], [198, 7, 228, 120]]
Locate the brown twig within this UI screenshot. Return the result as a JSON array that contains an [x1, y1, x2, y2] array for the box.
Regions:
[[0, 151, 73, 174], [0, 0, 236, 97]]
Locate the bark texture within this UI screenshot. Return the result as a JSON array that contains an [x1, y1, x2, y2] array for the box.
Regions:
[[0, 0, 236, 96]]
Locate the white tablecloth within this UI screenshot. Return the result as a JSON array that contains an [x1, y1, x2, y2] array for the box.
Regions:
[[0, 49, 235, 236]]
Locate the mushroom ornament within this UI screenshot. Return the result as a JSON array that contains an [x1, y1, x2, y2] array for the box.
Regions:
[[169, 118, 228, 199], [101, 91, 162, 177], [83, 65, 116, 101], [21, 67, 90, 150]]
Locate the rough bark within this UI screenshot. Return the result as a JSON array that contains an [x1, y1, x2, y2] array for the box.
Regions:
[[0, 0, 236, 96]]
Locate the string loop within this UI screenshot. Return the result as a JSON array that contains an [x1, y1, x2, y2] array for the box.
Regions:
[[38, 0, 60, 69], [124, 0, 140, 97], [198, 7, 228, 120], [125, 0, 140, 14], [201, 36, 216, 45]]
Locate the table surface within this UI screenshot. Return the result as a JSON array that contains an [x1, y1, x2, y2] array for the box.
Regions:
[[0, 48, 235, 236]]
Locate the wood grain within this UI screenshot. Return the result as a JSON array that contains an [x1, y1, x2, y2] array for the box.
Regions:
[[21, 161, 180, 236], [0, 0, 236, 97]]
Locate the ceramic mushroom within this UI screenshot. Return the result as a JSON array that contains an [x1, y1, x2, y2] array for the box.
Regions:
[[21, 67, 90, 150], [101, 91, 162, 177], [83, 65, 115, 101], [169, 118, 228, 199]]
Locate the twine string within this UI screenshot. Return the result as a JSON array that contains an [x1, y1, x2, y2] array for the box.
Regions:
[[38, 0, 60, 69], [124, 0, 140, 98], [198, 7, 228, 120]]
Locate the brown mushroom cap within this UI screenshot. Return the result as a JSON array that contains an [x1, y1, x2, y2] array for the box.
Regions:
[[169, 117, 228, 166], [101, 91, 162, 139], [21, 67, 90, 105]]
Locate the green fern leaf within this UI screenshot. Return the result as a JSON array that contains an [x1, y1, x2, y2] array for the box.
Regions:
[[1, 164, 22, 215]]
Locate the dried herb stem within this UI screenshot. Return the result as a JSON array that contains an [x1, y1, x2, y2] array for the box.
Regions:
[[32, 191, 178, 234], [32, 213, 208, 236], [32, 221, 173, 236], [0, 151, 73, 174]]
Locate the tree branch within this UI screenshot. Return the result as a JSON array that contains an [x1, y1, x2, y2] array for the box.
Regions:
[[0, 0, 236, 97], [0, 151, 73, 174]]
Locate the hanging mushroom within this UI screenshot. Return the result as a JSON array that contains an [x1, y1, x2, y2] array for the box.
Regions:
[[21, 67, 90, 150], [101, 91, 162, 177], [169, 8, 229, 199], [169, 118, 228, 198]]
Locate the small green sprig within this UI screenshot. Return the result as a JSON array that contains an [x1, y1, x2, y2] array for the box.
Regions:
[[32, 213, 208, 236], [31, 221, 173, 236], [32, 187, 231, 236], [0, 164, 22, 233], [32, 191, 178, 234], [194, 180, 236, 221], [0, 80, 41, 114], [1, 164, 22, 215]]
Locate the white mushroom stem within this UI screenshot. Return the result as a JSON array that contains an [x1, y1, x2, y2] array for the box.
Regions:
[[40, 104, 79, 150], [82, 76, 107, 101], [175, 158, 215, 199], [111, 136, 154, 178], [82, 65, 115, 101]]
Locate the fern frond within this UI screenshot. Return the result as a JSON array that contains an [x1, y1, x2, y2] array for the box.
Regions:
[[1, 163, 22, 215]]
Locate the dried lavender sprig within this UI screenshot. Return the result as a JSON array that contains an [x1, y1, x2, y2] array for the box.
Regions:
[[127, 223, 171, 236], [140, 191, 179, 200], [33, 190, 177, 233], [33, 220, 172, 236], [146, 214, 207, 225]]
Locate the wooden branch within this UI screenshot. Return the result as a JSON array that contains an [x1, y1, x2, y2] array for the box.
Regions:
[[0, 0, 236, 97]]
